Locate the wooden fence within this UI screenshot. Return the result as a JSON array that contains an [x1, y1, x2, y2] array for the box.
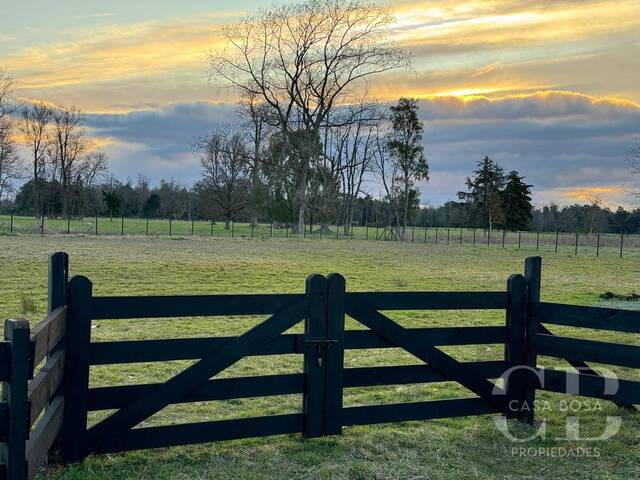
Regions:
[[0, 253, 639, 478]]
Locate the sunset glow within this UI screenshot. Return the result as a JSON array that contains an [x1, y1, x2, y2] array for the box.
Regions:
[[2, 0, 639, 206]]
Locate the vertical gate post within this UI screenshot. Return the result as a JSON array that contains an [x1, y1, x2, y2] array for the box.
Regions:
[[303, 274, 328, 438], [61, 276, 93, 463], [3, 319, 30, 480], [324, 274, 345, 435], [505, 274, 527, 420], [523, 256, 542, 424], [48, 252, 69, 313]]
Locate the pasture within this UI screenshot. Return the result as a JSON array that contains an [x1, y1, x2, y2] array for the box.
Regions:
[[0, 234, 639, 479]]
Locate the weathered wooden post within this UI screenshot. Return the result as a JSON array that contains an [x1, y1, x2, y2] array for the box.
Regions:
[[574, 232, 579, 256], [3, 319, 30, 480], [620, 233, 624, 258], [48, 252, 69, 313], [523, 256, 542, 424], [596, 233, 600, 257], [303, 274, 328, 438], [505, 274, 527, 420], [325, 273, 345, 435], [61, 276, 93, 462]]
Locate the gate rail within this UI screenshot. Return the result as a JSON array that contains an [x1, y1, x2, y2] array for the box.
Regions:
[[1, 252, 639, 479]]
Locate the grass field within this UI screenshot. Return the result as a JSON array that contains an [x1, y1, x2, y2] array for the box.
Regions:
[[2, 214, 639, 259], [0, 234, 639, 479]]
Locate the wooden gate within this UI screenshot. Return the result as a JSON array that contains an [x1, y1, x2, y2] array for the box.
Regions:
[[3, 252, 640, 479]]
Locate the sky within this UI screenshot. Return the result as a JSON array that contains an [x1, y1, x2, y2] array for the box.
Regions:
[[2, 0, 640, 208]]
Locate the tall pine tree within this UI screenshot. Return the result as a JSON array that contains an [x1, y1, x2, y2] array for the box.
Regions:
[[501, 170, 533, 231]]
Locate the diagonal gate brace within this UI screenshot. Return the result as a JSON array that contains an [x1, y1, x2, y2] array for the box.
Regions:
[[347, 306, 506, 411], [88, 297, 307, 453]]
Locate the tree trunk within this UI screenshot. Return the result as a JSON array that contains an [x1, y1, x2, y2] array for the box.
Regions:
[[224, 217, 230, 230]]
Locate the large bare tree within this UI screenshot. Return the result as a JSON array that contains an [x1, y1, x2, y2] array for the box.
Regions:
[[209, 0, 409, 233], [21, 103, 52, 217]]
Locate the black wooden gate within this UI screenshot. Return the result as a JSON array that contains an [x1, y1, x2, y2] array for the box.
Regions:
[[5, 252, 640, 479]]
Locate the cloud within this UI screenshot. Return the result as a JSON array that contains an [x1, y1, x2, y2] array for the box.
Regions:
[[78, 91, 640, 208], [414, 91, 640, 207]]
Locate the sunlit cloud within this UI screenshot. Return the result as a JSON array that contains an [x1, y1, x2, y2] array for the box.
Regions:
[[2, 0, 639, 206]]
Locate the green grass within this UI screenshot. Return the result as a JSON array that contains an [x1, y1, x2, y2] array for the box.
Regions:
[[2, 214, 639, 258], [0, 235, 639, 479]]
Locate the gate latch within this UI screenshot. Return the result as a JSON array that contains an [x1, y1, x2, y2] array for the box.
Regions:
[[300, 337, 338, 367]]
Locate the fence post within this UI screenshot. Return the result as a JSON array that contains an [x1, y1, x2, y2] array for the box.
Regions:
[[523, 256, 542, 424], [473, 228, 476, 246], [620, 233, 624, 258], [365, 224, 368, 241], [67, 214, 71, 235], [40, 216, 44, 235], [435, 227, 438, 244], [505, 274, 527, 420], [518, 231, 521, 250], [232, 221, 235, 238], [411, 227, 414, 243], [270, 222, 273, 239], [10, 211, 13, 234], [502, 229, 505, 248], [447, 228, 450, 245], [554, 231, 559, 253], [121, 216, 124, 236], [169, 217, 172, 236], [48, 252, 69, 313], [146, 218, 149, 236], [61, 276, 93, 463], [95, 214, 98, 235], [303, 274, 328, 438], [459, 228, 463, 245], [3, 319, 30, 480], [574, 232, 578, 256], [191, 219, 195, 235], [251, 223, 254, 238], [210, 219, 214, 237], [596, 234, 600, 257], [536, 232, 539, 251], [325, 273, 345, 435]]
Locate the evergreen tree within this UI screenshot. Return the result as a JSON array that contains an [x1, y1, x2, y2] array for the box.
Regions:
[[501, 170, 533, 231], [457, 156, 505, 232]]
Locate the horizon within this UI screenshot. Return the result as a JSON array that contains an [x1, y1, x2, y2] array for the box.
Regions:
[[2, 0, 639, 208]]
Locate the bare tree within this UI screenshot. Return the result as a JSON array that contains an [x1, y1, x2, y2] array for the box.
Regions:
[[0, 70, 25, 202], [21, 103, 52, 217], [239, 92, 271, 226], [326, 103, 381, 235], [209, 0, 409, 233], [197, 131, 250, 228], [51, 106, 85, 216]]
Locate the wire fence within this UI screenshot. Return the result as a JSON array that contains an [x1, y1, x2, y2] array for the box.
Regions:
[[1, 214, 638, 257]]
